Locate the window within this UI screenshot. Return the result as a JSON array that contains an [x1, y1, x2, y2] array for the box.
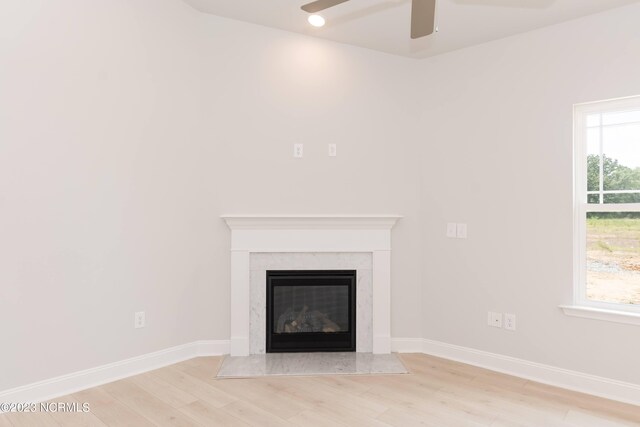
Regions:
[[574, 96, 640, 314]]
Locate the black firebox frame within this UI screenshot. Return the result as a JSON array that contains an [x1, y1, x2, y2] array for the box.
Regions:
[[266, 270, 356, 353]]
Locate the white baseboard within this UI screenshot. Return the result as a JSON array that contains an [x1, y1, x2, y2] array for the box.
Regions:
[[0, 340, 229, 409], [195, 339, 230, 357], [391, 337, 640, 406], [391, 337, 424, 353]]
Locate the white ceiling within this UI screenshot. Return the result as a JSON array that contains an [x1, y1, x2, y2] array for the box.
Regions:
[[181, 0, 639, 58]]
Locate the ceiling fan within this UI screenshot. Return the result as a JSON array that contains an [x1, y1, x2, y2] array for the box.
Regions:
[[301, 0, 436, 39]]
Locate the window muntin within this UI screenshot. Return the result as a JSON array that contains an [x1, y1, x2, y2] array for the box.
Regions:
[[575, 96, 640, 311]]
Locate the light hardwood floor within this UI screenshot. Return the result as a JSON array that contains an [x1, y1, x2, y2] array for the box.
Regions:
[[1, 354, 639, 426]]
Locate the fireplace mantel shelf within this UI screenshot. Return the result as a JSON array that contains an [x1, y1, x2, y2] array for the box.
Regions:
[[221, 215, 402, 230]]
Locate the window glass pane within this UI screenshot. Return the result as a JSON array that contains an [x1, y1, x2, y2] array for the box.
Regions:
[[602, 123, 640, 191], [587, 194, 600, 204], [586, 128, 600, 156], [603, 193, 640, 204], [587, 114, 601, 127], [586, 154, 600, 193], [586, 128, 601, 195], [602, 110, 640, 126], [586, 212, 640, 305]]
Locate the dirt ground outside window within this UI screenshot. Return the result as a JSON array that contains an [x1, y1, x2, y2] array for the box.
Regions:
[[586, 217, 640, 305]]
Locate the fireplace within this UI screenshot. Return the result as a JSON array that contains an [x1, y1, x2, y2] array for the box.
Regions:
[[222, 215, 400, 356], [266, 270, 356, 353]]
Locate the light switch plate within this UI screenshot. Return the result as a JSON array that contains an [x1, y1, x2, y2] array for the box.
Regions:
[[293, 144, 303, 158], [488, 312, 502, 328], [328, 144, 337, 157], [446, 223, 457, 238]]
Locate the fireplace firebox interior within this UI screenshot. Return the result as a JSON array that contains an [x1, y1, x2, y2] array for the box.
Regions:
[[266, 270, 356, 353]]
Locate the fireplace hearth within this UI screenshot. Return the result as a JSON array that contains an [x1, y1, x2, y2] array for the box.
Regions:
[[266, 270, 356, 353]]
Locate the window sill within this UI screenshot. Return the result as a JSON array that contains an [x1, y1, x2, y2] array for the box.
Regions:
[[560, 305, 640, 326]]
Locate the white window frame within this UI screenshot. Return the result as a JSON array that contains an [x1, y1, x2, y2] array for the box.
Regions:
[[568, 95, 640, 323]]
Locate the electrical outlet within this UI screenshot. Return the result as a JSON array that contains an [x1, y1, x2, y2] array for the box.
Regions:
[[504, 313, 516, 331], [293, 144, 303, 158], [135, 311, 145, 329], [488, 312, 502, 328], [328, 144, 337, 157]]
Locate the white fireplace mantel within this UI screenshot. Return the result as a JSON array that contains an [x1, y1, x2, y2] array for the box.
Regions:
[[221, 214, 401, 356], [221, 215, 402, 230]]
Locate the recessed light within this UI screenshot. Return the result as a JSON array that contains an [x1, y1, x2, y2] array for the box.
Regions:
[[308, 14, 325, 28]]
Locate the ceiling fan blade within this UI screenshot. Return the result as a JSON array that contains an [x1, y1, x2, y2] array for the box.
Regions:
[[411, 0, 436, 39], [301, 0, 350, 13]]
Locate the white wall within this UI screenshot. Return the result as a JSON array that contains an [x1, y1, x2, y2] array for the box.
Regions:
[[0, 0, 422, 391], [0, 0, 210, 391], [416, 2, 640, 385]]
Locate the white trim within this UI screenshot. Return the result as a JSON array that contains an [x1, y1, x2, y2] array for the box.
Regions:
[[228, 229, 393, 252], [391, 338, 640, 406], [573, 103, 588, 311], [560, 305, 640, 326], [390, 337, 425, 353], [573, 96, 640, 314], [196, 339, 230, 356], [575, 94, 640, 112], [584, 203, 640, 212], [0, 340, 229, 409], [221, 215, 402, 230]]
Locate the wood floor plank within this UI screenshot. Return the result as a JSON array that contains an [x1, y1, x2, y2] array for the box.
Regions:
[[0, 414, 13, 427], [565, 409, 640, 427], [220, 400, 292, 427], [101, 379, 199, 426], [412, 390, 497, 426], [308, 401, 392, 427], [306, 378, 388, 417], [277, 377, 387, 419], [177, 400, 249, 427], [490, 417, 550, 427], [435, 383, 568, 426], [363, 379, 440, 407], [523, 381, 640, 423], [313, 374, 373, 395], [243, 390, 310, 420], [45, 395, 107, 427], [2, 411, 60, 427], [151, 366, 237, 408], [209, 378, 290, 404], [370, 387, 490, 427], [287, 409, 348, 427], [207, 377, 311, 420], [72, 387, 156, 427], [128, 371, 199, 409], [377, 407, 441, 427]]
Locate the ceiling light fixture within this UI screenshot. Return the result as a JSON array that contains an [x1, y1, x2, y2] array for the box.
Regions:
[[301, 0, 436, 39], [307, 14, 326, 27]]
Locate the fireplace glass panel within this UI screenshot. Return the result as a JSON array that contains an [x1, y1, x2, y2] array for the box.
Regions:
[[273, 285, 349, 334], [266, 270, 356, 352]]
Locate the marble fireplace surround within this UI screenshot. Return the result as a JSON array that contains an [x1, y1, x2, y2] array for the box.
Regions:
[[221, 215, 401, 357]]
